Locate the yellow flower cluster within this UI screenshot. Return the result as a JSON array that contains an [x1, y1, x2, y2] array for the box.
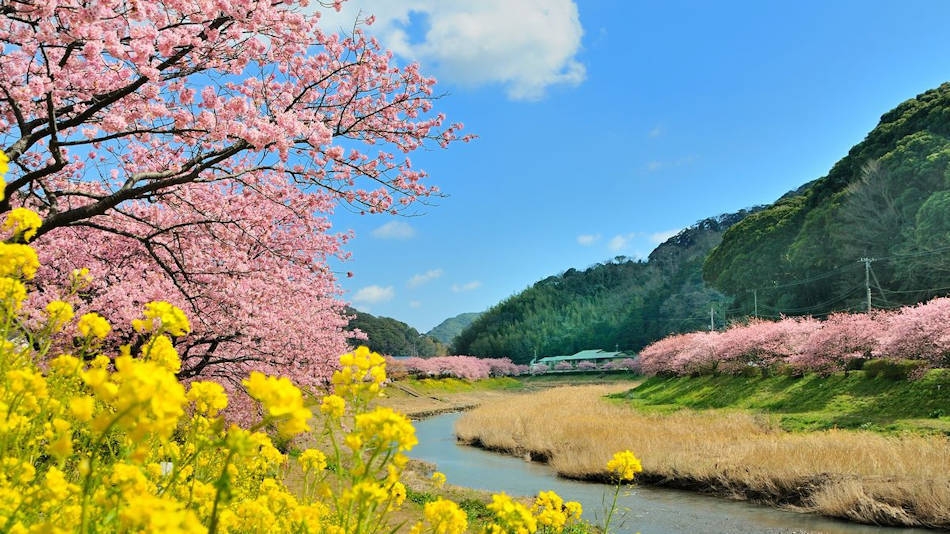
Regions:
[[533, 490, 583, 533], [187, 381, 229, 416], [77, 312, 112, 339], [353, 406, 418, 452], [132, 300, 191, 336], [485, 493, 538, 534], [331, 345, 387, 401], [0, 243, 39, 280], [606, 450, 643, 482], [243, 371, 313, 437], [3, 207, 42, 242], [410, 498, 468, 534], [45, 300, 75, 332]]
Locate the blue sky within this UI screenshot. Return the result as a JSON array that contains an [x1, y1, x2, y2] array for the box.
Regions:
[[320, 1, 950, 333]]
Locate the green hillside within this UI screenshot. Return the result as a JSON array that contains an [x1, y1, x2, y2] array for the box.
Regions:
[[345, 308, 446, 357], [452, 210, 757, 364], [427, 312, 482, 345], [704, 82, 950, 318]]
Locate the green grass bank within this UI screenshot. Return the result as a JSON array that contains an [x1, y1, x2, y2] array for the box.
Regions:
[[615, 368, 950, 434]]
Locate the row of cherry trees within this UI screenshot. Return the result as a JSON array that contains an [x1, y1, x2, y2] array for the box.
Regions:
[[638, 297, 950, 376], [386, 355, 642, 380], [388, 355, 529, 380]]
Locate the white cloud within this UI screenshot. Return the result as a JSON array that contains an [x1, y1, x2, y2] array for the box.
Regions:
[[352, 285, 395, 304], [407, 268, 443, 288], [649, 229, 681, 245], [576, 233, 600, 246], [409, 300, 422, 309], [371, 220, 416, 239], [319, 1, 585, 100], [451, 280, 481, 293], [648, 126, 664, 138], [608, 233, 637, 253]]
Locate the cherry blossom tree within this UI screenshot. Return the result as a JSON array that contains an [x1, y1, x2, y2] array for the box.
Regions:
[[879, 297, 950, 367], [0, 1, 468, 390], [793, 311, 881, 374]]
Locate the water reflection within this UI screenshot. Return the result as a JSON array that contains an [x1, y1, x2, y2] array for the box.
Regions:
[[410, 413, 931, 534]]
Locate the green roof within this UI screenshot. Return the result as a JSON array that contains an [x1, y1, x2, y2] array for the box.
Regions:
[[535, 349, 630, 363]]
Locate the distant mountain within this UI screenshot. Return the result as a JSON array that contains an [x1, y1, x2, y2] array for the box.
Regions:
[[345, 308, 446, 357], [426, 312, 482, 345], [452, 209, 759, 364], [704, 82, 950, 317]]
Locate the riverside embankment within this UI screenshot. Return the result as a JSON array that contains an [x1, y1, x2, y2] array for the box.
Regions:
[[451, 381, 950, 529]]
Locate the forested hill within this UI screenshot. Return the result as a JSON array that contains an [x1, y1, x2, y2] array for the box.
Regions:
[[426, 312, 482, 345], [345, 308, 446, 357], [704, 81, 950, 318], [452, 210, 759, 364]]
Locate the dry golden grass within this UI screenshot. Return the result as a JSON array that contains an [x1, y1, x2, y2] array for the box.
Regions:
[[454, 384, 950, 528]]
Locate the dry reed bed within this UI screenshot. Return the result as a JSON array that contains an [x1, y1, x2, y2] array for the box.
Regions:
[[453, 384, 950, 529]]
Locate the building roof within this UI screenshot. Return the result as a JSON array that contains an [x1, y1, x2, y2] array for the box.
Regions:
[[535, 349, 631, 363]]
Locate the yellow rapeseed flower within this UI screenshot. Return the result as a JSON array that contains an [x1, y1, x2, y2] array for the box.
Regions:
[[533, 491, 570, 532], [332, 346, 388, 398], [0, 277, 27, 311], [341, 481, 389, 508], [422, 498, 468, 534], [242, 371, 312, 437], [68, 395, 96, 422], [44, 301, 74, 332], [2, 207, 42, 242], [432, 471, 447, 489], [77, 312, 111, 339], [187, 380, 228, 416], [299, 449, 328, 473], [606, 450, 642, 482], [131, 301, 191, 336], [141, 335, 182, 373], [486, 493, 537, 534], [353, 406, 418, 452], [0, 243, 39, 280], [320, 394, 346, 418]]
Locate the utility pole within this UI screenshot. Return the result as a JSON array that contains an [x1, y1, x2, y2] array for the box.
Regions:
[[710, 305, 715, 331], [752, 289, 758, 318], [859, 257, 874, 312]]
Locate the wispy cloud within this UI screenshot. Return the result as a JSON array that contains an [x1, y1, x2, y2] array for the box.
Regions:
[[409, 300, 422, 309], [319, 1, 585, 100], [576, 233, 601, 246], [371, 220, 416, 239], [648, 125, 664, 138], [352, 285, 395, 304], [608, 233, 637, 253], [649, 229, 681, 244], [407, 268, 443, 288], [451, 281, 482, 293]]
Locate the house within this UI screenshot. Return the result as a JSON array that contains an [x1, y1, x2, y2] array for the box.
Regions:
[[530, 349, 634, 370]]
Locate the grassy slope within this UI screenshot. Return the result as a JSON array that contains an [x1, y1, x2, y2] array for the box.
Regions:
[[617, 369, 950, 434]]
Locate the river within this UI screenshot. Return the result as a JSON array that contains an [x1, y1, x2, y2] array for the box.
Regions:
[[410, 412, 933, 534]]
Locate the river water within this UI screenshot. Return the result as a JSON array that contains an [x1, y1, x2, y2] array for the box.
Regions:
[[410, 412, 933, 534]]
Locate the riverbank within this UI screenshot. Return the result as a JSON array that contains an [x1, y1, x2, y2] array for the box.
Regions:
[[452, 383, 950, 530]]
